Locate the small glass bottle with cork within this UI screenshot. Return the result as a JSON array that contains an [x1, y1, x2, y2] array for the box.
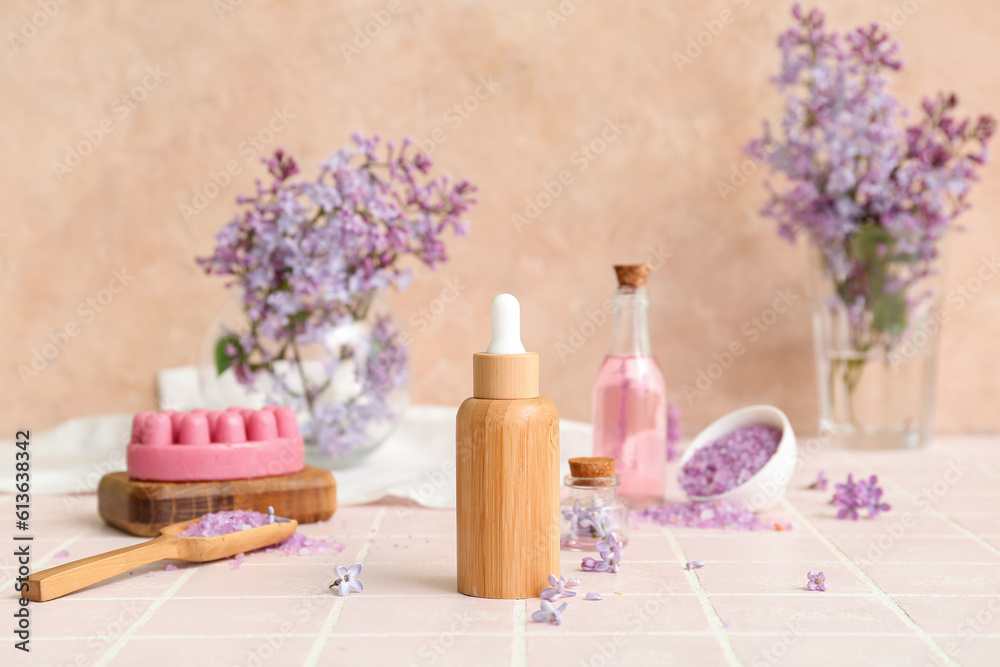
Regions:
[[560, 457, 629, 551]]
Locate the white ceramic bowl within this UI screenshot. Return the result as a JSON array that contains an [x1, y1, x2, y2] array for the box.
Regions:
[[677, 404, 797, 512]]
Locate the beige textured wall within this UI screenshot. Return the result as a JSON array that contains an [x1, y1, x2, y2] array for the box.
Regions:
[[4, 0, 999, 436]]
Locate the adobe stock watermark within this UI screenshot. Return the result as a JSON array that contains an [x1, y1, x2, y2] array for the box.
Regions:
[[544, 0, 588, 30], [576, 580, 680, 667], [51, 65, 168, 182], [179, 107, 294, 223], [922, 589, 1000, 666], [18, 268, 135, 384], [212, 0, 247, 20], [880, 0, 934, 33], [7, 0, 70, 53], [672, 0, 752, 73], [555, 245, 672, 362], [857, 458, 969, 567], [399, 277, 464, 345], [512, 117, 627, 233], [749, 617, 804, 667], [393, 460, 454, 525], [413, 76, 502, 158], [68, 600, 145, 667], [340, 0, 407, 63], [681, 287, 799, 403], [888, 254, 1000, 369], [406, 612, 474, 666], [243, 594, 332, 667]]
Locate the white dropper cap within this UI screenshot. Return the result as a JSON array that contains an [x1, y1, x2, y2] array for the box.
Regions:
[[485, 294, 527, 354]]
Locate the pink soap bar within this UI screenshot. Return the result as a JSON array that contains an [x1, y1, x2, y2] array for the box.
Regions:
[[127, 406, 304, 482]]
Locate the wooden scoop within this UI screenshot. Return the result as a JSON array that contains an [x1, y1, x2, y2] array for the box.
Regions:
[[22, 517, 298, 602]]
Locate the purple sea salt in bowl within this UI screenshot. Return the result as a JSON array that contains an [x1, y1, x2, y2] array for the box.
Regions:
[[677, 405, 797, 512]]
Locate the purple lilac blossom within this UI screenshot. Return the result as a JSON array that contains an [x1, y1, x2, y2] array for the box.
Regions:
[[679, 425, 782, 497], [746, 5, 994, 353], [562, 500, 620, 542], [685, 560, 706, 570], [532, 600, 568, 625], [330, 562, 364, 596], [832, 474, 891, 520], [581, 557, 597, 572], [198, 138, 477, 458], [540, 574, 578, 601], [585, 592, 602, 601], [635, 500, 792, 532], [808, 470, 829, 491], [594, 532, 623, 573], [807, 571, 828, 591]]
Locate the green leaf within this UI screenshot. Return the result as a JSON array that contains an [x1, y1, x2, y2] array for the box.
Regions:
[[871, 291, 907, 336], [215, 335, 242, 376], [851, 224, 893, 264]]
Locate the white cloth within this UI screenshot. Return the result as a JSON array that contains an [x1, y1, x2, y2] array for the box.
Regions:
[[1, 365, 594, 506]]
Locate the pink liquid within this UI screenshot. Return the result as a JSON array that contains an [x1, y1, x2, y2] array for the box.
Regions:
[[592, 355, 667, 506]]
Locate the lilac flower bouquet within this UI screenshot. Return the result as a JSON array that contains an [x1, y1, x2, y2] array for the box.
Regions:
[[747, 5, 994, 446], [198, 135, 476, 463]]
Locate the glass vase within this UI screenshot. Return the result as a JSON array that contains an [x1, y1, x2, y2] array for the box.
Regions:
[[810, 252, 941, 449], [199, 291, 410, 469]]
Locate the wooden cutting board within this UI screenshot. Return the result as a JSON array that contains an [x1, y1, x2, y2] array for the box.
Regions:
[[98, 466, 337, 537]]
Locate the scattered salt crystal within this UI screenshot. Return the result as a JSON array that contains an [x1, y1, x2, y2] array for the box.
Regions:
[[635, 500, 791, 532], [54, 549, 70, 558], [179, 510, 342, 564], [679, 424, 782, 497]]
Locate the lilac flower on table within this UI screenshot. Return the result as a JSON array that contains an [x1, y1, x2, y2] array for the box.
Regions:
[[581, 557, 597, 572], [807, 571, 828, 592], [531, 600, 568, 625], [585, 592, 602, 601], [808, 471, 829, 491], [594, 532, 623, 573], [833, 474, 891, 520], [685, 560, 706, 571], [329, 562, 364, 596], [540, 574, 578, 601]]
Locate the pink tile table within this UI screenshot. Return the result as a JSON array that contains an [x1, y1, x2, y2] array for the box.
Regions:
[[3, 437, 999, 666]]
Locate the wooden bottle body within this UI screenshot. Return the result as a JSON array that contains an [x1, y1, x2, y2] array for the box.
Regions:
[[456, 397, 560, 599]]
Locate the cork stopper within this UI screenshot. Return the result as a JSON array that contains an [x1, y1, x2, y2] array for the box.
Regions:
[[569, 457, 616, 478], [614, 264, 650, 288]]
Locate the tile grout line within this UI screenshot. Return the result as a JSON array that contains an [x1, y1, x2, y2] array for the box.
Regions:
[[50, 590, 1000, 602], [840, 450, 1000, 560], [662, 529, 744, 667], [778, 499, 960, 667], [93, 567, 198, 667], [511, 599, 527, 667], [13, 630, 1000, 641], [303, 506, 386, 667]]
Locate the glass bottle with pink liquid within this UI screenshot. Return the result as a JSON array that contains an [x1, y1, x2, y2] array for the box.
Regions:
[[592, 264, 667, 506]]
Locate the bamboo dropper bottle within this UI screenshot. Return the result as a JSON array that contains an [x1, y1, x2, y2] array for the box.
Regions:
[[456, 294, 560, 599]]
